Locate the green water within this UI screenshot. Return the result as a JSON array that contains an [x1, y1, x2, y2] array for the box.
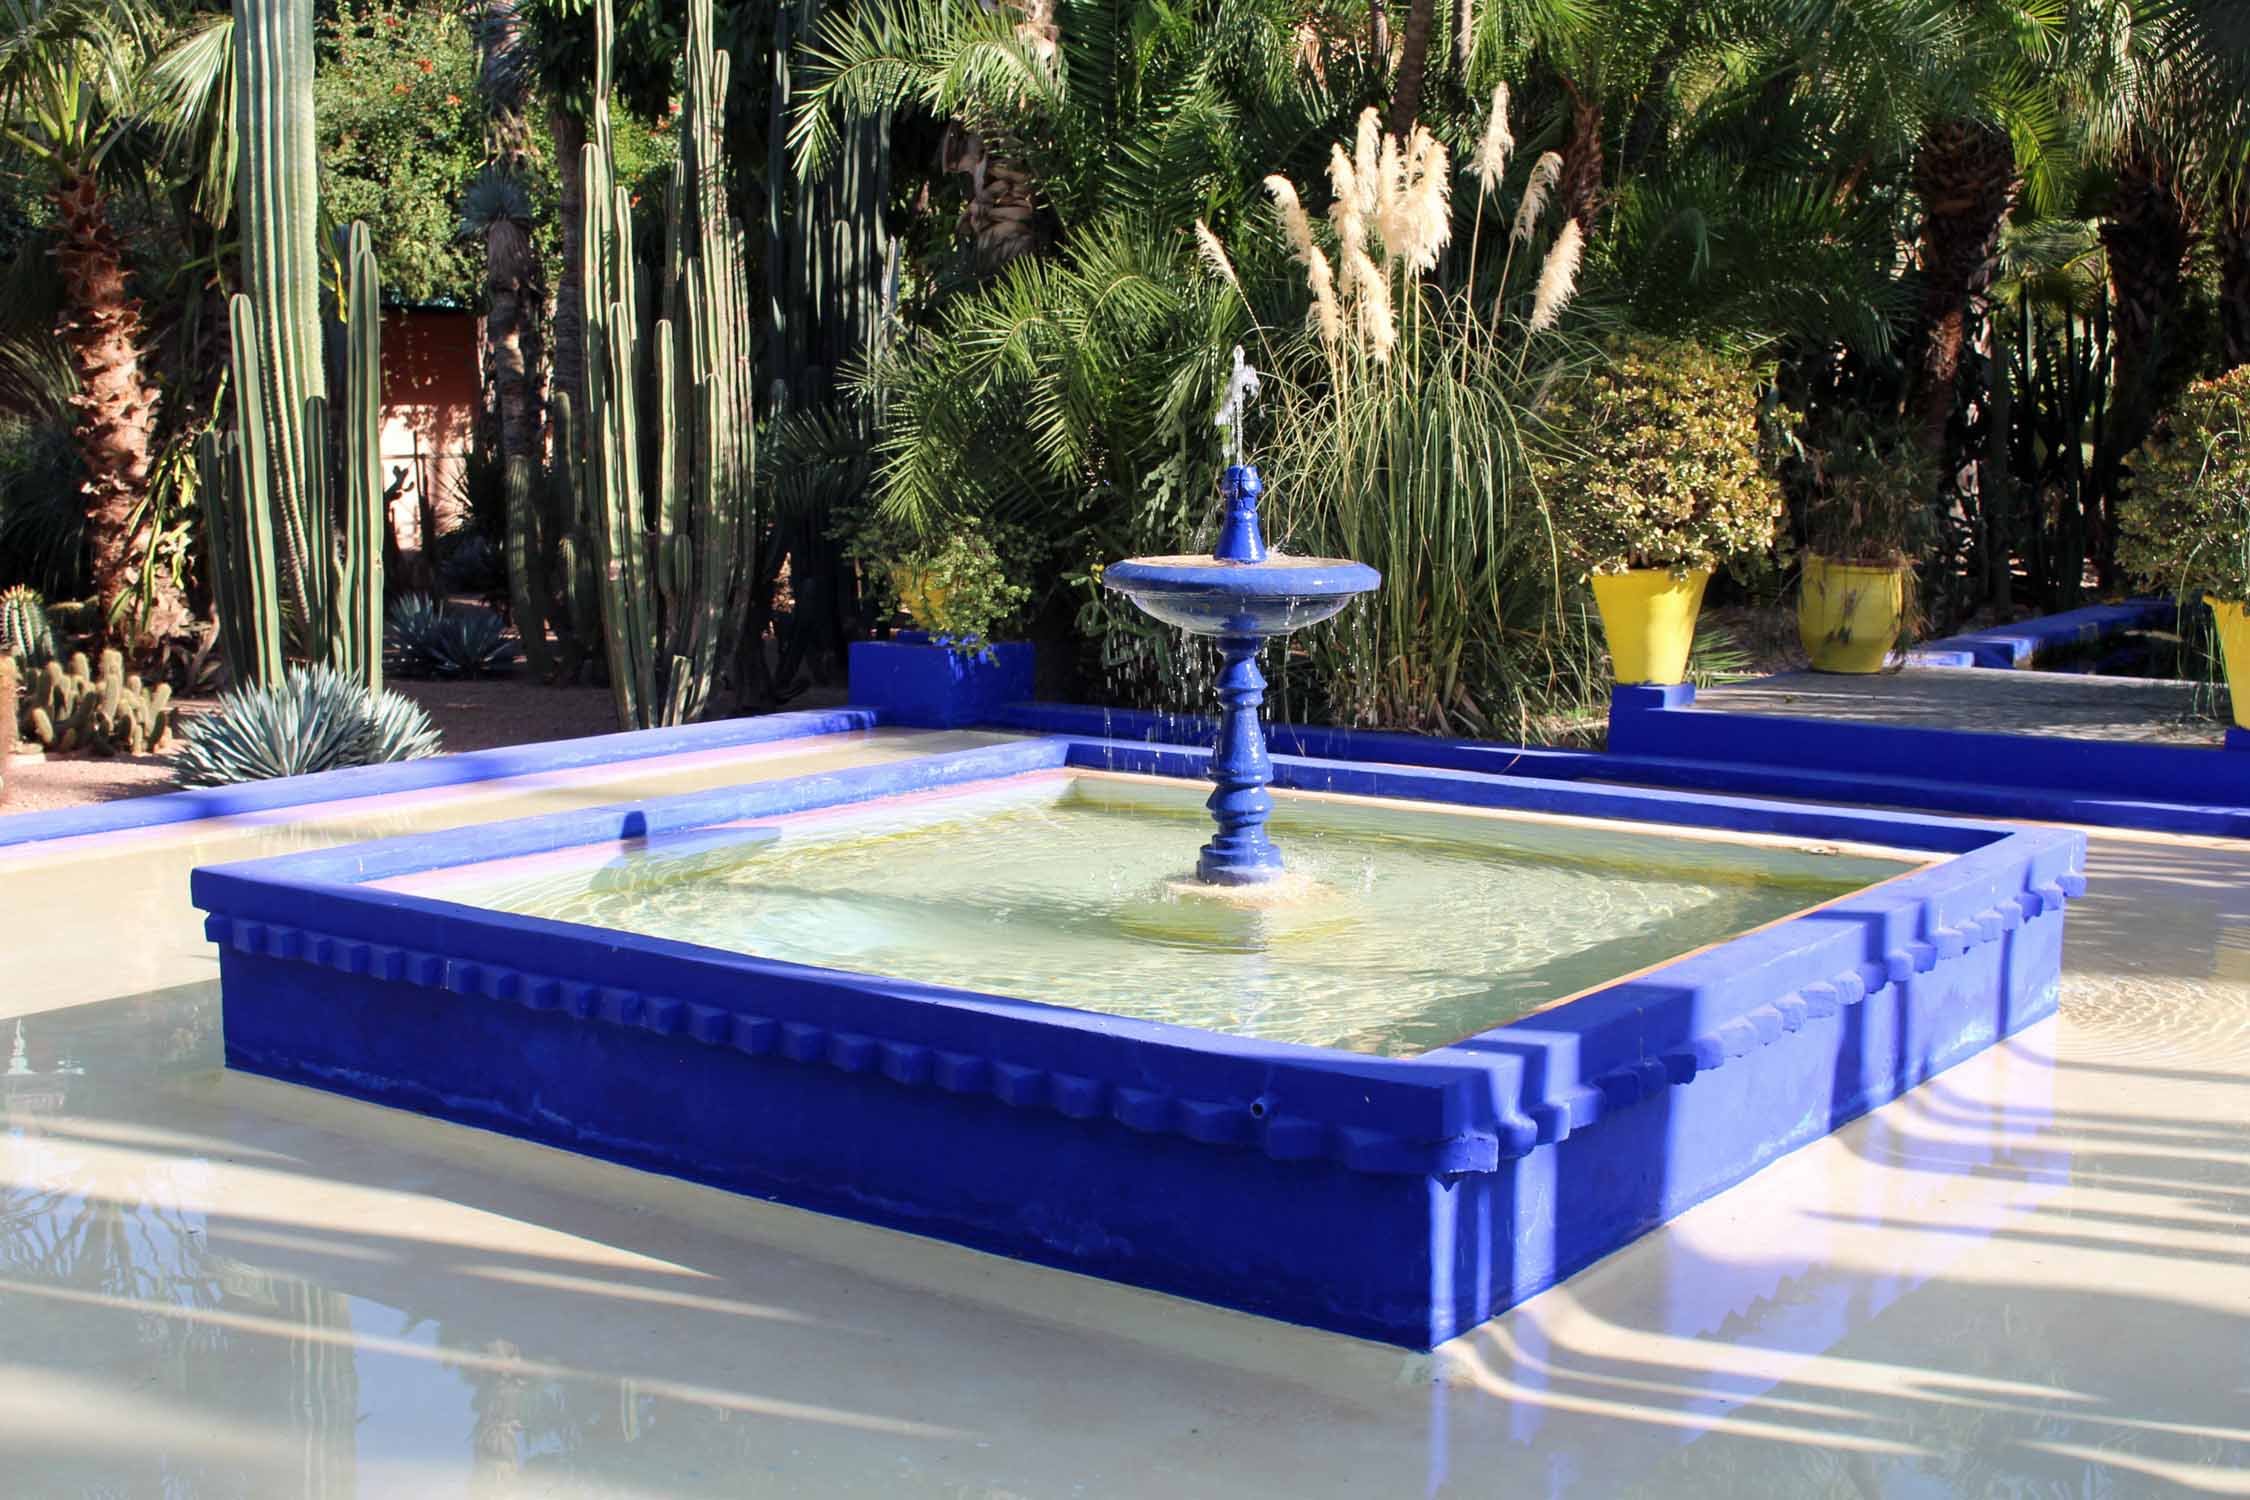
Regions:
[[415, 776, 1910, 1057]]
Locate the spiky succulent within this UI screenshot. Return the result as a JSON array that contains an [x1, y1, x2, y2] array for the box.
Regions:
[[172, 664, 443, 787], [385, 594, 519, 678]]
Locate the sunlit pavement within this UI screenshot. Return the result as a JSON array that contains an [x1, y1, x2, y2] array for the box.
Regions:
[[2, 734, 2245, 1498]]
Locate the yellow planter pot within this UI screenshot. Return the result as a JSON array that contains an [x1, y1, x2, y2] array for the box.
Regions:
[[1799, 556, 1906, 674], [2210, 597, 2250, 731], [890, 566, 950, 633], [1590, 567, 1711, 686]]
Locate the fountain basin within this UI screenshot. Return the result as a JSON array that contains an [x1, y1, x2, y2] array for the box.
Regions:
[[1102, 555, 1380, 637], [193, 734, 2081, 1348]]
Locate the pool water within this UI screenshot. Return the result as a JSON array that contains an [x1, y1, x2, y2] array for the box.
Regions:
[[399, 775, 1913, 1057]]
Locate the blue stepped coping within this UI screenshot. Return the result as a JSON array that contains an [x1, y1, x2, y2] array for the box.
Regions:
[[1907, 598, 2176, 669], [0, 707, 881, 851]]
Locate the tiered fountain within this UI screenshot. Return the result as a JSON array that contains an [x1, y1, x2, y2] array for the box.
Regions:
[[1101, 352, 1380, 885]]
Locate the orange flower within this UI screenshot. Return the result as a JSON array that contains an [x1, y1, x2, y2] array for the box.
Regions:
[[445, 94, 460, 105], [414, 57, 434, 73]]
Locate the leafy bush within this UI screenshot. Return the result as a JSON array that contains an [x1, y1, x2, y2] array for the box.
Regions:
[[173, 665, 444, 787], [2119, 366, 2250, 603], [1531, 338, 1786, 578], [386, 594, 519, 677], [0, 415, 86, 598], [841, 517, 1031, 652]]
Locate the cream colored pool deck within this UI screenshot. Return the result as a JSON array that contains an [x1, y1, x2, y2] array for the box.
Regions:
[[2, 727, 2246, 1497]]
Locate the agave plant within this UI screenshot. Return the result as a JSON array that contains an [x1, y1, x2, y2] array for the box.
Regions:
[[386, 594, 520, 678], [172, 664, 443, 787]]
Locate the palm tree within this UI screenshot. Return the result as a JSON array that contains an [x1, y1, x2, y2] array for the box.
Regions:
[[0, 0, 184, 646], [466, 0, 545, 467]]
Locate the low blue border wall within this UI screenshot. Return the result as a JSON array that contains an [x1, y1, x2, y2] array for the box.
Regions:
[[1908, 598, 2176, 669], [195, 733, 2079, 1348], [0, 707, 878, 851], [1606, 683, 2250, 837]]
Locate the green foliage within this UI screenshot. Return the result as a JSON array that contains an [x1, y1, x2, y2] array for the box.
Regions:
[[172, 664, 442, 786], [385, 594, 520, 678], [1531, 337, 1785, 577], [20, 648, 176, 755], [0, 583, 54, 664], [0, 411, 87, 602], [314, 0, 484, 306], [2118, 366, 2250, 603]]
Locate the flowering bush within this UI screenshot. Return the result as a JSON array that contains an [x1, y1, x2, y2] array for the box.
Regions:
[[2118, 366, 2250, 603], [1531, 338, 1784, 577]]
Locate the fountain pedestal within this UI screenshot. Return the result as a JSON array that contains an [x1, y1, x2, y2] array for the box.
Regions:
[[1105, 463, 1379, 885]]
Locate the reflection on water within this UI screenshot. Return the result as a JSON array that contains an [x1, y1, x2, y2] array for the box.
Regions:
[[410, 776, 1907, 1056]]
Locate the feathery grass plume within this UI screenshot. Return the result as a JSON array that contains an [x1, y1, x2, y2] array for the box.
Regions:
[[1307, 247, 1344, 346], [1514, 151, 1563, 244], [1328, 145, 1366, 253], [1471, 84, 1514, 192], [1403, 128, 1452, 275], [1353, 108, 1382, 219], [1352, 244, 1397, 361], [1193, 219, 1242, 293], [1374, 130, 1411, 258], [1528, 218, 1584, 333], [1265, 174, 1316, 263]]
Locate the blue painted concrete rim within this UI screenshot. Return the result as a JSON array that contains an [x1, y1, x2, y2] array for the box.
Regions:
[[1906, 597, 2175, 670], [1103, 557, 1382, 597], [0, 706, 881, 851], [192, 731, 2084, 1179]]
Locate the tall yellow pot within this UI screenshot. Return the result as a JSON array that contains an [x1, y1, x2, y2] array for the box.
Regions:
[[890, 564, 950, 633], [1799, 556, 1906, 674], [1591, 567, 1710, 686], [2210, 597, 2250, 731]]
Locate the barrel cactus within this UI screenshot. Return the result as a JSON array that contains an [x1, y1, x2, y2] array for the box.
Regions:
[[22, 648, 176, 756], [0, 585, 54, 666], [172, 665, 443, 787]]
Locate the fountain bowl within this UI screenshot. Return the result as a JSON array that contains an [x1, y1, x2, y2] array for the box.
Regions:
[[1102, 555, 1380, 638]]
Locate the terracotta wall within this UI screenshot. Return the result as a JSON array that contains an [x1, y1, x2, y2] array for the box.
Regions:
[[379, 309, 478, 554]]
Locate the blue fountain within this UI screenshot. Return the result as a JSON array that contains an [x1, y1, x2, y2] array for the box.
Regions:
[[1104, 352, 1380, 885]]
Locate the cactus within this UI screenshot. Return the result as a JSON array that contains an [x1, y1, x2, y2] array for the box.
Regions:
[[574, 0, 758, 729], [199, 0, 384, 695], [0, 656, 17, 799], [21, 649, 176, 756], [0, 585, 54, 666]]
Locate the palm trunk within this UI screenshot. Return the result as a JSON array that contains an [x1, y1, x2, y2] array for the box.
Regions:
[[1385, 0, 1436, 139], [1905, 118, 2017, 458], [479, 0, 542, 466], [50, 172, 180, 649], [2209, 181, 2247, 370], [1556, 79, 1604, 235], [1450, 0, 1471, 79], [2100, 144, 2194, 421]]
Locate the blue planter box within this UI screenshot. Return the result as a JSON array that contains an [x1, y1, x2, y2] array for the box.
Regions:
[[193, 733, 2080, 1348], [848, 634, 1034, 727]]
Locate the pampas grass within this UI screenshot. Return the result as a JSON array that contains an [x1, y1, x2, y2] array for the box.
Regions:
[[1529, 219, 1584, 334]]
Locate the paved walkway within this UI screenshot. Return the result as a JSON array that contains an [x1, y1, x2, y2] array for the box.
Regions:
[[2, 736, 2245, 1497], [1696, 668, 2226, 748]]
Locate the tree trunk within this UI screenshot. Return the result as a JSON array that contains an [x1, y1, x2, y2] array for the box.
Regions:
[[50, 172, 182, 649], [1556, 78, 1604, 236], [480, 0, 543, 466], [1368, 0, 1388, 63], [1385, 0, 1437, 139], [2209, 180, 2247, 370], [1905, 118, 2017, 459], [2101, 144, 2195, 419], [1450, 0, 1471, 81], [550, 105, 588, 424]]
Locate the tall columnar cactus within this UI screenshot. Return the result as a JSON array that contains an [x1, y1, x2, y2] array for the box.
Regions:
[[574, 0, 758, 728], [198, 0, 385, 695]]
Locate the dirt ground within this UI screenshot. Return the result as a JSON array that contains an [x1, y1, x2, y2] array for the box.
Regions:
[[0, 671, 849, 819]]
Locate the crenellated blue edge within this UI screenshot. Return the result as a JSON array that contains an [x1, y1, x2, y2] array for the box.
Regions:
[[192, 733, 2085, 1182]]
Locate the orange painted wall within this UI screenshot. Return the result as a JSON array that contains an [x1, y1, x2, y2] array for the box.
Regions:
[[379, 309, 478, 550]]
